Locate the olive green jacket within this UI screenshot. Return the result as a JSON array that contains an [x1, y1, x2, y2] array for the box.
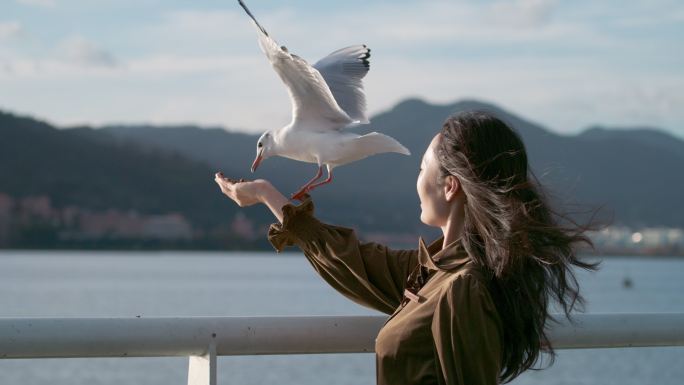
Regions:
[[268, 197, 503, 385]]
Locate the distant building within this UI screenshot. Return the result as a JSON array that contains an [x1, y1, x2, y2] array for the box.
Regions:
[[72, 210, 193, 240], [143, 214, 193, 240], [18, 195, 55, 224], [589, 225, 684, 255], [230, 212, 256, 241], [77, 209, 145, 239]]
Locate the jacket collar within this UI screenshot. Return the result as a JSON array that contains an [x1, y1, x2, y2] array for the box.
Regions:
[[417, 235, 472, 272]]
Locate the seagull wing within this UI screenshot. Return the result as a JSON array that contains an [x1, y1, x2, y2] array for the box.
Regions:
[[314, 45, 371, 124], [238, 0, 353, 131]]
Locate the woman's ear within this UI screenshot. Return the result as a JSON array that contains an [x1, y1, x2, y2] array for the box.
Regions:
[[443, 175, 461, 202]]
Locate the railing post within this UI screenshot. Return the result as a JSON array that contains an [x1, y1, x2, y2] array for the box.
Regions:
[[187, 341, 217, 385]]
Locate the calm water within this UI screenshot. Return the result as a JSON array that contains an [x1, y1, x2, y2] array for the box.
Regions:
[[0, 251, 683, 385]]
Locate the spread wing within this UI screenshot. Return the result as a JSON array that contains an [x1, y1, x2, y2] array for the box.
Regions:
[[238, 0, 353, 131], [314, 45, 371, 124]]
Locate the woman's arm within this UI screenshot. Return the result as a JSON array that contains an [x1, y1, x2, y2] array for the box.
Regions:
[[213, 172, 419, 314]]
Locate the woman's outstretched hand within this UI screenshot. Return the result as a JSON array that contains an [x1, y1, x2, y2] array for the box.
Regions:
[[214, 172, 266, 207], [214, 172, 290, 223]]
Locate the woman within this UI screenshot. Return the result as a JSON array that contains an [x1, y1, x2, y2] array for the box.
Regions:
[[214, 111, 600, 385]]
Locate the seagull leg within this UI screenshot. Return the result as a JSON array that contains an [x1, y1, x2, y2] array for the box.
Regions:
[[291, 165, 324, 201], [304, 165, 334, 192]]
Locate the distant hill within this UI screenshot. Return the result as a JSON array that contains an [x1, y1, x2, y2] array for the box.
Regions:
[[578, 126, 684, 161], [0, 111, 242, 228], [100, 98, 684, 230], [2, 98, 683, 248]]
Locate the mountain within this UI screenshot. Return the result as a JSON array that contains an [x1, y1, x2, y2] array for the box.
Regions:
[[97, 99, 561, 235], [0, 110, 243, 229], [2, 98, 683, 250], [578, 126, 684, 161], [565, 125, 684, 227], [99, 98, 684, 230]]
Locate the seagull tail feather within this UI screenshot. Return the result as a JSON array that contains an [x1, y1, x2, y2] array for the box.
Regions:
[[355, 132, 411, 157]]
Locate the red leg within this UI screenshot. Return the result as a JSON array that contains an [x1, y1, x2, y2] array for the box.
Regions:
[[290, 165, 324, 200], [306, 168, 333, 192]]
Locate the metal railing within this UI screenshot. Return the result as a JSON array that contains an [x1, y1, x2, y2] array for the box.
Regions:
[[1, 313, 683, 385]]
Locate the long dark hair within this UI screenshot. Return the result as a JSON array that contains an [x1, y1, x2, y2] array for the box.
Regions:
[[436, 111, 601, 383]]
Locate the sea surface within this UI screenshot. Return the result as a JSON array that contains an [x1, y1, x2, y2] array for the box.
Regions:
[[0, 251, 683, 385]]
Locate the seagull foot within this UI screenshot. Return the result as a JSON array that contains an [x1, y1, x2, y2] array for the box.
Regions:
[[290, 190, 311, 202]]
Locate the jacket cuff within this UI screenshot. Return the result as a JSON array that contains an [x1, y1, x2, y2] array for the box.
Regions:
[[267, 194, 319, 252]]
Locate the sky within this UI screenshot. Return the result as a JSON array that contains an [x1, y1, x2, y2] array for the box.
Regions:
[[0, 0, 682, 137]]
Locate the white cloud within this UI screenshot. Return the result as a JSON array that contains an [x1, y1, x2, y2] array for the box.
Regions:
[[0, 21, 24, 40], [488, 0, 558, 27], [126, 54, 258, 74], [16, 0, 56, 8], [158, 9, 246, 36], [0, 36, 121, 77], [134, 3, 606, 62], [136, 9, 255, 53], [0, 0, 681, 139], [58, 36, 118, 68], [4, 47, 681, 137]]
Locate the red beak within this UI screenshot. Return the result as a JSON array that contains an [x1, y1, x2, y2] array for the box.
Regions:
[[251, 154, 263, 173]]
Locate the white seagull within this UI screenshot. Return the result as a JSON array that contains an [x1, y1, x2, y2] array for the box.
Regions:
[[238, 0, 411, 201]]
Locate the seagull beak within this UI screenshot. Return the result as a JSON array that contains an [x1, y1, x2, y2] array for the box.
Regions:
[[251, 151, 263, 173]]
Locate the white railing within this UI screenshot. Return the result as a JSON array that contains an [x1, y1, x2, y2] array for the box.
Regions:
[[1, 313, 683, 385]]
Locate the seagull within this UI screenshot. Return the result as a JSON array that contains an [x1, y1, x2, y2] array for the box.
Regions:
[[238, 0, 411, 201]]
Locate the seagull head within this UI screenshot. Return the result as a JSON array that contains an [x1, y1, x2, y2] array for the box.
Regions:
[[251, 131, 274, 172]]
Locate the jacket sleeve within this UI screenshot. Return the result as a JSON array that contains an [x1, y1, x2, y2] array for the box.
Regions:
[[267, 196, 418, 315], [431, 273, 503, 385]]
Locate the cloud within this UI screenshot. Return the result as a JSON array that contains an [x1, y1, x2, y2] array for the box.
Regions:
[[159, 9, 246, 36], [135, 8, 266, 56], [0, 0, 681, 138], [216, 1, 606, 54], [488, 0, 558, 27], [16, 0, 56, 7], [199, 3, 619, 65], [138, 3, 591, 61], [0, 21, 24, 40], [126, 54, 258, 74], [58, 36, 118, 68]]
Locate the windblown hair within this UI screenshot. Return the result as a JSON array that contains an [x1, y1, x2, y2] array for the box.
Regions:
[[436, 111, 601, 383]]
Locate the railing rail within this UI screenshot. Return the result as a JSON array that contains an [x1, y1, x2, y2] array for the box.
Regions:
[[2, 313, 683, 385]]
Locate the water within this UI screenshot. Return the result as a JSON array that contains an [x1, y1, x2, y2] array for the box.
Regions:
[[0, 251, 683, 385]]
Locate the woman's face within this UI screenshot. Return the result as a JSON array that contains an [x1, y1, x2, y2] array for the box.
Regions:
[[417, 134, 449, 227]]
